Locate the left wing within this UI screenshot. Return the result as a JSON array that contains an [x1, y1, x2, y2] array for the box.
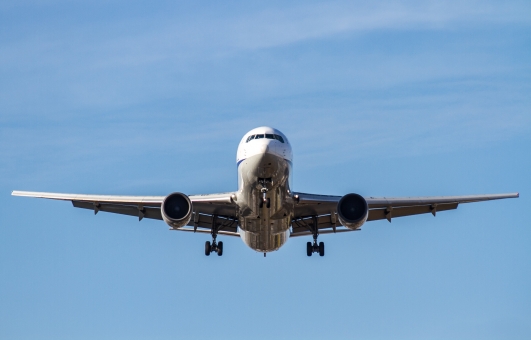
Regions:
[[290, 192, 519, 237], [11, 190, 240, 237]]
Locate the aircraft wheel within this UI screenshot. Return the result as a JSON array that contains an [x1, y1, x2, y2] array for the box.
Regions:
[[266, 198, 271, 209], [319, 242, 325, 257], [205, 241, 211, 256], [217, 241, 223, 256], [306, 242, 312, 256]]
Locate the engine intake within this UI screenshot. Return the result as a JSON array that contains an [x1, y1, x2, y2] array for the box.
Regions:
[[337, 193, 368, 230], [161, 192, 193, 229]]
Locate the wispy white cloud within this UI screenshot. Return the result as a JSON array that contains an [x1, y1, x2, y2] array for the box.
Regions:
[[208, 1, 530, 51], [2, 0, 530, 68]]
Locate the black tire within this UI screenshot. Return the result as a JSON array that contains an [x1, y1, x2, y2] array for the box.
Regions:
[[259, 200, 264, 208], [205, 241, 211, 256], [217, 241, 223, 256], [319, 242, 325, 257], [306, 242, 312, 256], [266, 198, 271, 208]]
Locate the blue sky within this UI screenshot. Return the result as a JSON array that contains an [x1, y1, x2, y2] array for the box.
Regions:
[[1, 1, 530, 339]]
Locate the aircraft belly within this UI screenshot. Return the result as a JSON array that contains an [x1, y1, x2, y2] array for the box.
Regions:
[[239, 228, 290, 253], [236, 152, 294, 252]]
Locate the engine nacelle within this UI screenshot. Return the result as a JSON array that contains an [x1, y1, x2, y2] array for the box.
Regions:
[[161, 192, 193, 229], [337, 193, 369, 230]]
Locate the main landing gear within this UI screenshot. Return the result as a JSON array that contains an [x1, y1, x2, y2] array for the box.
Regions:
[[307, 241, 324, 257], [306, 216, 324, 256], [205, 239, 223, 256], [204, 228, 223, 256], [204, 215, 233, 257]]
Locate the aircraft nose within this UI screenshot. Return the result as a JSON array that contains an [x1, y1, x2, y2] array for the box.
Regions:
[[258, 139, 273, 151]]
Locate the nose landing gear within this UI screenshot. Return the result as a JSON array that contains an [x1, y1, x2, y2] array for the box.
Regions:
[[259, 196, 271, 209], [258, 184, 271, 209]]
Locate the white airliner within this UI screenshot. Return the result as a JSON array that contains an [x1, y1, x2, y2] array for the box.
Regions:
[[12, 126, 519, 257]]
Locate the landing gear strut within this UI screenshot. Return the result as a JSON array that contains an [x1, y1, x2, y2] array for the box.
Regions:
[[297, 215, 324, 257], [258, 187, 271, 209], [258, 179, 271, 209], [204, 215, 225, 256]]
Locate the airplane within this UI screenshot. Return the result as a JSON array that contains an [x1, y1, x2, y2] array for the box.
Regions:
[[12, 126, 519, 257]]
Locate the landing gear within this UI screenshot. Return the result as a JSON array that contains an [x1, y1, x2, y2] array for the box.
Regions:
[[204, 215, 227, 256], [258, 178, 272, 209], [205, 238, 223, 256], [259, 197, 270, 208], [205, 241, 211, 256], [300, 216, 325, 257], [306, 241, 325, 257]]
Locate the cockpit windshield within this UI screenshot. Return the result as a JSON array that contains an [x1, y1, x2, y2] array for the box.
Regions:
[[246, 133, 285, 143]]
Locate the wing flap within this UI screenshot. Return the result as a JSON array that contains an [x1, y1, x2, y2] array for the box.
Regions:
[[72, 201, 163, 220], [367, 203, 458, 221], [292, 214, 340, 234], [365, 193, 519, 208], [186, 213, 238, 233]]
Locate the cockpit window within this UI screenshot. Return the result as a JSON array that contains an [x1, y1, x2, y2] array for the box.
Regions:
[[246, 133, 285, 143]]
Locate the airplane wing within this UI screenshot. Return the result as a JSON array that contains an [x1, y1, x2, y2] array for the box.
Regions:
[[12, 190, 519, 238], [290, 192, 519, 237], [11, 190, 240, 237]]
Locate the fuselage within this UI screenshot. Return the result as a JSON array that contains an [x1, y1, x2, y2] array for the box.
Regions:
[[235, 127, 294, 252]]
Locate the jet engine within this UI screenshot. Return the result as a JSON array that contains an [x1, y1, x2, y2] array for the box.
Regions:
[[161, 192, 193, 229], [337, 193, 369, 230]]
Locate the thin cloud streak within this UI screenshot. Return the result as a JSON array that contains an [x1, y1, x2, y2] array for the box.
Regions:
[[2, 1, 530, 67]]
